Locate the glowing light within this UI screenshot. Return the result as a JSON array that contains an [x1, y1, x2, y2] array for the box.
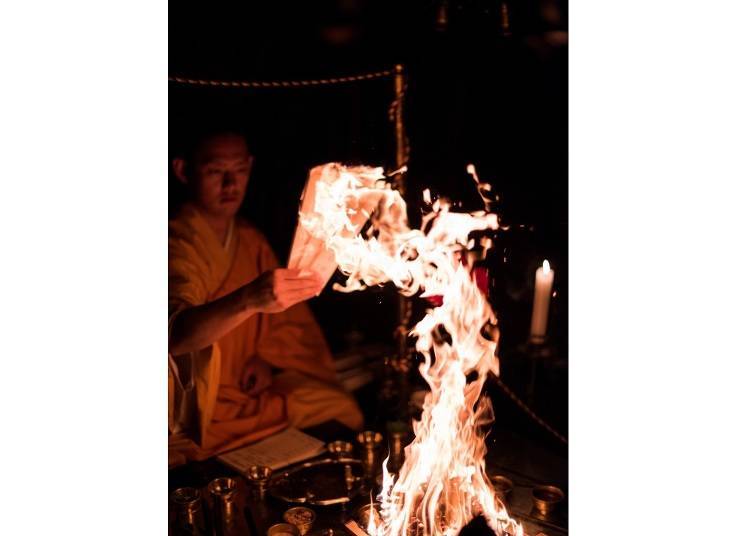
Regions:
[[367, 501, 378, 536], [299, 163, 522, 536], [542, 259, 550, 274]]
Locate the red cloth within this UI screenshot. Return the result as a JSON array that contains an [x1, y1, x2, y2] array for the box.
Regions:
[[425, 265, 489, 306]]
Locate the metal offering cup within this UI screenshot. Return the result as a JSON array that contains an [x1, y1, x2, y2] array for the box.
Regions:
[[208, 477, 238, 499], [386, 421, 409, 469], [170, 487, 206, 530], [171, 486, 202, 509], [388, 430, 406, 458], [489, 474, 514, 501], [356, 503, 383, 532], [326, 440, 354, 458], [531, 485, 564, 515], [246, 464, 273, 483], [357, 431, 384, 448], [268, 522, 301, 536], [283, 506, 316, 535], [245, 464, 273, 497], [208, 477, 239, 517], [356, 431, 383, 475]]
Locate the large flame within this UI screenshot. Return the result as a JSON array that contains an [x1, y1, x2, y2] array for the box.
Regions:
[[298, 163, 523, 536]]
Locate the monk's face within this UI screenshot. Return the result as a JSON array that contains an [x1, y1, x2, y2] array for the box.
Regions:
[[189, 134, 253, 220]]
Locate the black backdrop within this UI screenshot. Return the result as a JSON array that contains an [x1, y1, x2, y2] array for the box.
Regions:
[[170, 0, 568, 438]]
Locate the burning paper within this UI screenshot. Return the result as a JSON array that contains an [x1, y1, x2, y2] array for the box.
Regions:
[[296, 163, 523, 536], [288, 163, 389, 293]]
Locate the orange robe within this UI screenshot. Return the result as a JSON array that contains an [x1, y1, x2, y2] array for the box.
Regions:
[[168, 205, 363, 464]]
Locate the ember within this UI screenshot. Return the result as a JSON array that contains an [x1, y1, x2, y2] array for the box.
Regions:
[[297, 163, 523, 536]]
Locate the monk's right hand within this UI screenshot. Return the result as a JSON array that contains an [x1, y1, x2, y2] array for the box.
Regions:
[[245, 268, 322, 314]]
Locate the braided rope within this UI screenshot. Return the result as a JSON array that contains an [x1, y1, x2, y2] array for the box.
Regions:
[[168, 69, 393, 88], [495, 377, 569, 446]]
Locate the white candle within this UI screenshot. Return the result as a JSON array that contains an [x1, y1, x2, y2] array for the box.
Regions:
[[530, 260, 555, 343]]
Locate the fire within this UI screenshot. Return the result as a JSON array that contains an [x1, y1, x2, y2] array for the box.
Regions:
[[298, 163, 523, 536], [368, 497, 379, 535]]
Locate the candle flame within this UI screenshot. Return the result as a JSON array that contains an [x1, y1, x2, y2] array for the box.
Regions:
[[542, 259, 550, 274]]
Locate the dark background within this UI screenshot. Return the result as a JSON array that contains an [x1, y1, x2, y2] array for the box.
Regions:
[[170, 0, 567, 451]]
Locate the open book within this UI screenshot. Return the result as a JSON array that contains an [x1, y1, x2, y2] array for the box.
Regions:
[[217, 427, 326, 472]]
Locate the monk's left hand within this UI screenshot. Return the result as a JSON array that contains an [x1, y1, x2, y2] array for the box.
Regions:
[[241, 358, 273, 396]]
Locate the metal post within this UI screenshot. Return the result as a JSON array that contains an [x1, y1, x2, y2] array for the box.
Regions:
[[392, 64, 412, 370], [393, 64, 407, 188]]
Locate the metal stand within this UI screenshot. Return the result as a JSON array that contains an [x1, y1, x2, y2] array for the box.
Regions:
[[391, 63, 411, 370], [522, 338, 555, 407], [390, 64, 414, 422]]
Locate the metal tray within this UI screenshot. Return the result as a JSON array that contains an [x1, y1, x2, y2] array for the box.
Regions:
[[268, 457, 365, 506]]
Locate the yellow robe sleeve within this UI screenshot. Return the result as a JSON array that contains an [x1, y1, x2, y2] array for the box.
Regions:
[[168, 210, 227, 446], [254, 238, 339, 385]]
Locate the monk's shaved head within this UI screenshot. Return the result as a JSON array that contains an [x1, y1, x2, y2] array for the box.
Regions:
[[172, 128, 254, 220]]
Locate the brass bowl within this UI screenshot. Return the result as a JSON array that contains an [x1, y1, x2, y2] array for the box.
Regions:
[[532, 485, 564, 515], [489, 474, 514, 500], [283, 506, 316, 535], [326, 441, 354, 458], [268, 523, 301, 536]]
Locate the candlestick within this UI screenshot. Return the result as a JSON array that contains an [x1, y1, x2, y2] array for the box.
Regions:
[[530, 259, 554, 344]]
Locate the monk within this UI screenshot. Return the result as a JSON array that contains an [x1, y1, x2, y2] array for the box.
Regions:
[[168, 129, 364, 465]]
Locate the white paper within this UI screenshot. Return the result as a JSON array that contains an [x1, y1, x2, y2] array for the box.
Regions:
[[217, 427, 326, 472], [288, 163, 384, 294]]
